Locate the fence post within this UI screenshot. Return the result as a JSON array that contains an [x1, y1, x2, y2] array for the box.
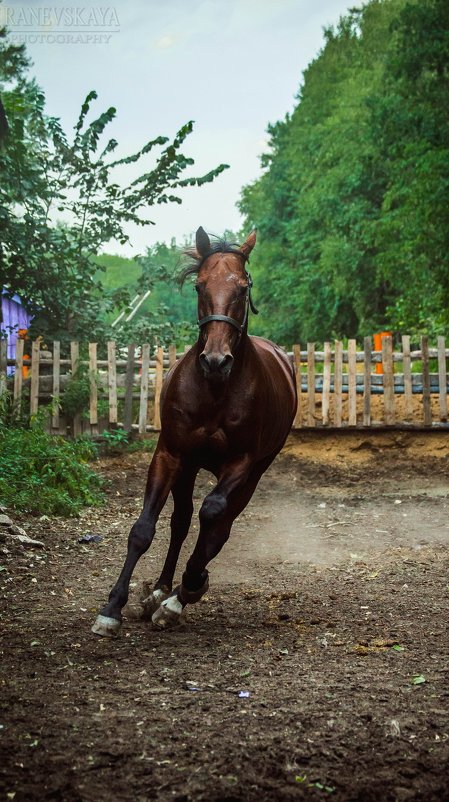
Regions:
[[437, 336, 447, 422], [13, 338, 24, 415], [322, 342, 331, 426], [382, 335, 395, 425], [334, 340, 342, 427], [421, 336, 431, 426], [89, 342, 98, 435], [107, 340, 118, 425], [292, 344, 302, 428], [138, 343, 150, 434], [153, 346, 164, 430], [348, 339, 357, 426], [363, 336, 372, 427], [169, 344, 177, 369], [0, 338, 7, 399], [123, 344, 135, 434], [402, 335, 413, 422], [307, 343, 315, 427], [30, 339, 40, 417], [70, 341, 82, 437], [51, 341, 60, 431]]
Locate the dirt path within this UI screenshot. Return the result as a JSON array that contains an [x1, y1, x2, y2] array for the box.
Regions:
[[1, 432, 449, 802]]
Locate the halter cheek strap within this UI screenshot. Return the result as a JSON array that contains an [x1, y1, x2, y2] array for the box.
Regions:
[[197, 272, 258, 335]]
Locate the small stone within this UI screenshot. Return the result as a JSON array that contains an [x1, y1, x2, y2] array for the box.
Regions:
[[3, 531, 45, 548], [0, 514, 13, 526], [9, 524, 28, 537]]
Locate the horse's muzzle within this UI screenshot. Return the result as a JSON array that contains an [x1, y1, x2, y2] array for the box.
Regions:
[[199, 352, 234, 378]]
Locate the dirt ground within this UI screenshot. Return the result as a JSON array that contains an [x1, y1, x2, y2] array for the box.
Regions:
[[1, 431, 449, 802]]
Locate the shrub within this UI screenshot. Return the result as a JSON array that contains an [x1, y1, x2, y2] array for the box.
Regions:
[[0, 421, 104, 517]]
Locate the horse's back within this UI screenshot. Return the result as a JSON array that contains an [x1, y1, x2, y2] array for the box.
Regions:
[[250, 335, 294, 380], [247, 336, 297, 451]]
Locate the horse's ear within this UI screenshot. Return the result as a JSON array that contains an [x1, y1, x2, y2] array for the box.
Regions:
[[196, 226, 211, 257], [240, 229, 257, 258]]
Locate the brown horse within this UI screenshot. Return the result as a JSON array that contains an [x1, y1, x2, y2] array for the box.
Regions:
[[92, 227, 297, 637]]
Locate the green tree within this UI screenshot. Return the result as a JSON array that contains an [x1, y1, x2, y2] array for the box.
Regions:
[[372, 0, 449, 334], [0, 23, 229, 341], [239, 0, 448, 344]]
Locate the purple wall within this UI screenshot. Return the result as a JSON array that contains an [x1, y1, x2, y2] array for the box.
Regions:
[[1, 291, 33, 374]]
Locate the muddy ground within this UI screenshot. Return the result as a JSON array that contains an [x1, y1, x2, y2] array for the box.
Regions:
[[1, 431, 449, 802]]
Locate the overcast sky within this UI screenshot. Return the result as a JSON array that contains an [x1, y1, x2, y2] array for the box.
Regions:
[[5, 0, 353, 255]]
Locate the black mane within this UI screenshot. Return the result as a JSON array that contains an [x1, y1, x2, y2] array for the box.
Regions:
[[179, 236, 248, 285]]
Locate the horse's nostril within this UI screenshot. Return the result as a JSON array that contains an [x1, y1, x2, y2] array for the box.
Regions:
[[221, 354, 234, 372], [200, 352, 234, 375]]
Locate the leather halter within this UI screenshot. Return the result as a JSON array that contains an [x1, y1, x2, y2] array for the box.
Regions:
[[197, 271, 259, 336]]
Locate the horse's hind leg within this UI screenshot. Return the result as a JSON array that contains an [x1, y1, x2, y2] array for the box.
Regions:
[[152, 461, 266, 629], [92, 445, 180, 637], [140, 468, 197, 619]]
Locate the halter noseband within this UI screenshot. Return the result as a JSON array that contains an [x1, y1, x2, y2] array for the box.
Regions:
[[197, 271, 259, 336]]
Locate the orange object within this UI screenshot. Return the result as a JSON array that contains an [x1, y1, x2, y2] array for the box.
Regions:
[[373, 331, 392, 374], [18, 329, 30, 378]]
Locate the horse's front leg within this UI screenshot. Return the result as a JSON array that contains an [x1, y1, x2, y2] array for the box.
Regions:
[[152, 456, 263, 629], [92, 445, 181, 637], [140, 467, 198, 619]]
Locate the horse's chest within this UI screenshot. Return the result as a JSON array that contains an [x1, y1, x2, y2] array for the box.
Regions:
[[201, 426, 228, 451]]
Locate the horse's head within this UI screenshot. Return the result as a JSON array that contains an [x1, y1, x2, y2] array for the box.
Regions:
[[193, 227, 257, 380]]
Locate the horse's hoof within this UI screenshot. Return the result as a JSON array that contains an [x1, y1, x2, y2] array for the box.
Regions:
[[141, 588, 169, 620], [151, 593, 183, 629], [91, 614, 122, 638]]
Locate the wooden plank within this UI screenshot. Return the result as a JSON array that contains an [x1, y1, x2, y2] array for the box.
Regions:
[[138, 343, 150, 434], [363, 336, 371, 426], [168, 344, 177, 369], [30, 339, 40, 417], [292, 344, 302, 428], [437, 336, 447, 421], [51, 341, 60, 429], [322, 342, 331, 425], [107, 340, 118, 424], [123, 343, 136, 432], [307, 343, 316, 427], [348, 339, 357, 426], [402, 335, 413, 422], [334, 340, 342, 427], [421, 335, 432, 426], [0, 338, 7, 398], [89, 342, 98, 433], [382, 335, 395, 425], [70, 341, 82, 437], [153, 346, 164, 430], [13, 338, 24, 414], [123, 344, 135, 434]]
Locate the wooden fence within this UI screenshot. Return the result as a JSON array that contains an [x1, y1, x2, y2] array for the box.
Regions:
[[1, 335, 448, 433]]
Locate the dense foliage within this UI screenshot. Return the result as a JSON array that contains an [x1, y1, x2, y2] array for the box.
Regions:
[[0, 23, 228, 343], [239, 0, 449, 344], [0, 417, 103, 515]]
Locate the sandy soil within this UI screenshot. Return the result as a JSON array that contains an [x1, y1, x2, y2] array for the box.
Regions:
[[1, 431, 448, 802]]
